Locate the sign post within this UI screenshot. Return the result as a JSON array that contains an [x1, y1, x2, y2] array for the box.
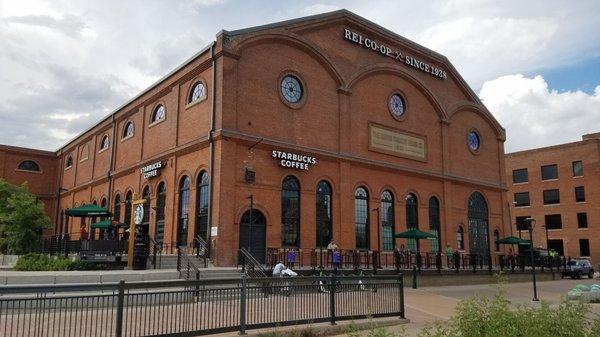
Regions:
[[127, 195, 146, 269]]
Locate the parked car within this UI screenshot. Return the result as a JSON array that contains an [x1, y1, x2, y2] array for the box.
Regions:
[[562, 259, 594, 279]]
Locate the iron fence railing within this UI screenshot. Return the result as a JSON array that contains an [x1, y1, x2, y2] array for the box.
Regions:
[[0, 275, 404, 337]]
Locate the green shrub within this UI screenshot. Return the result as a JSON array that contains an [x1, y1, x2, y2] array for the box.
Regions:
[[14, 253, 105, 271], [418, 287, 600, 337]]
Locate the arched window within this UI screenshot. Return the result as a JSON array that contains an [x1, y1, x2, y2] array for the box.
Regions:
[[100, 135, 110, 151], [17, 160, 40, 172], [100, 197, 107, 209], [123, 121, 134, 138], [316, 180, 332, 248], [381, 190, 395, 251], [141, 186, 151, 235], [493, 229, 500, 252], [66, 155, 73, 168], [196, 171, 210, 241], [155, 182, 166, 245], [456, 226, 465, 250], [355, 187, 369, 250], [406, 193, 418, 252], [281, 176, 300, 247], [151, 104, 166, 123], [468, 192, 489, 259], [113, 194, 121, 222], [124, 191, 133, 226], [428, 197, 441, 253], [188, 82, 206, 103], [177, 177, 190, 246]]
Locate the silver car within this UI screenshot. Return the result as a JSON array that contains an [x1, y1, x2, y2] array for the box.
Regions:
[[562, 259, 594, 279]]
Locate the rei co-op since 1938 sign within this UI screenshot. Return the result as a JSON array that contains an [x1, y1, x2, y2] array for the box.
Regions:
[[272, 150, 317, 170], [343, 28, 447, 80]]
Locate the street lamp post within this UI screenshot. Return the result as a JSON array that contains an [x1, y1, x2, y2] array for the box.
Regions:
[[525, 217, 539, 302]]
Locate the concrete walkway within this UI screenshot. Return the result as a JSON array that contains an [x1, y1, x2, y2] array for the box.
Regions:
[[324, 278, 600, 337], [0, 269, 180, 285]]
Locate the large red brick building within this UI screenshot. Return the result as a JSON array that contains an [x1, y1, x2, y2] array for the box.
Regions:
[[0, 10, 509, 266], [506, 133, 600, 263]]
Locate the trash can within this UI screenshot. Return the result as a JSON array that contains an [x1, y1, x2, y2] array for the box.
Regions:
[[133, 240, 149, 270]]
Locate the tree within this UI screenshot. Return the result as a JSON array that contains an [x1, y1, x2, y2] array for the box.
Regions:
[[0, 179, 51, 254]]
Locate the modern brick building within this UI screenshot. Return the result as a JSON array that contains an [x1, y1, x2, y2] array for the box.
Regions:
[[0, 10, 509, 266], [506, 133, 600, 263]]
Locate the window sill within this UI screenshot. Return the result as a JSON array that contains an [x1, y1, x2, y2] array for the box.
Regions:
[[149, 118, 166, 129], [543, 203, 561, 207], [79, 157, 89, 163], [577, 228, 588, 231], [512, 182, 529, 186], [15, 168, 43, 174], [547, 229, 563, 232], [64, 166, 72, 171], [185, 96, 207, 109], [120, 135, 134, 142], [576, 201, 586, 204], [98, 147, 109, 154], [573, 175, 583, 179], [541, 178, 559, 182], [515, 205, 531, 208]]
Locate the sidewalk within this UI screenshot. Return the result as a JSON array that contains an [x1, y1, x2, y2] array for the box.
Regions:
[[0, 269, 180, 285]]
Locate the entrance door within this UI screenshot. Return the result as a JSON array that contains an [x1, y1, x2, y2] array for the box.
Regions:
[[467, 192, 490, 264], [239, 210, 266, 264]]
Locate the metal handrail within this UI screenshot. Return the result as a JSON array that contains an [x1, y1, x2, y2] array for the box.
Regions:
[[148, 236, 162, 269], [177, 246, 203, 280], [193, 235, 209, 268], [238, 248, 268, 278]]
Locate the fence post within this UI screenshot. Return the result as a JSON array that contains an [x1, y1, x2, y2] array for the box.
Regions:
[[412, 266, 417, 289], [176, 247, 181, 271], [398, 274, 405, 319], [329, 273, 336, 325], [239, 275, 247, 335], [115, 280, 125, 337]]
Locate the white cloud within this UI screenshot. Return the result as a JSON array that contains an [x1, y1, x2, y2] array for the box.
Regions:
[[479, 74, 600, 152]]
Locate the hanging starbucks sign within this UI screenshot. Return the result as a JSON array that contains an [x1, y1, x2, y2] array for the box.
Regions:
[[271, 150, 317, 171], [140, 161, 164, 179]]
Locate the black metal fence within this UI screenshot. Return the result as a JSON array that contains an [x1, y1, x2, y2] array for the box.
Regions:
[[0, 275, 404, 337]]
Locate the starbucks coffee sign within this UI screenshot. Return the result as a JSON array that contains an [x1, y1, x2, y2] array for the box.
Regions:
[[140, 161, 164, 179], [272, 150, 317, 170]]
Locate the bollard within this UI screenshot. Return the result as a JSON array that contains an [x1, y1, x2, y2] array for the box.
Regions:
[[412, 266, 417, 289]]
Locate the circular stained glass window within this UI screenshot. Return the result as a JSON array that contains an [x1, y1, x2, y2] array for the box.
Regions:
[[468, 131, 480, 151], [389, 93, 405, 119], [280, 75, 303, 103]]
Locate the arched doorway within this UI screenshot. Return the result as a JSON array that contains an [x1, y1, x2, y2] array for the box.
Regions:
[[239, 209, 267, 264], [467, 192, 489, 262]]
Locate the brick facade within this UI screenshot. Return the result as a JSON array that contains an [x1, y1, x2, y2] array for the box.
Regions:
[[506, 133, 600, 263], [0, 10, 509, 266]]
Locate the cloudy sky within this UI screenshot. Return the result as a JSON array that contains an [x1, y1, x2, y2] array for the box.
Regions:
[[1, 0, 599, 152]]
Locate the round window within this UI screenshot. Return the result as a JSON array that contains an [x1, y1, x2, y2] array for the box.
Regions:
[[467, 131, 480, 151], [389, 93, 406, 119], [280, 75, 303, 103]]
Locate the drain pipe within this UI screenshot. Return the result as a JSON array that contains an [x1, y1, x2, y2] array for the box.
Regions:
[[107, 114, 117, 213], [206, 43, 217, 258]]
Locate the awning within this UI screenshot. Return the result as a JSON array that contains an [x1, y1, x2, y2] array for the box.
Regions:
[[66, 204, 112, 217], [395, 228, 437, 239], [90, 219, 111, 229], [496, 236, 531, 245]]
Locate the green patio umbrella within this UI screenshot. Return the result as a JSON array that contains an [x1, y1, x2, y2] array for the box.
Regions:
[[90, 219, 111, 230], [495, 236, 531, 245], [66, 204, 112, 217], [395, 228, 437, 253]]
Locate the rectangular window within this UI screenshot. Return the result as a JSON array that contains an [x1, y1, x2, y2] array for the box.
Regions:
[[548, 239, 564, 256], [545, 214, 562, 230], [514, 192, 530, 207], [577, 212, 588, 229], [516, 216, 530, 231], [572, 161, 583, 177], [543, 189, 560, 205], [541, 164, 558, 180], [575, 186, 586, 202], [579, 239, 590, 257], [512, 168, 528, 183]]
